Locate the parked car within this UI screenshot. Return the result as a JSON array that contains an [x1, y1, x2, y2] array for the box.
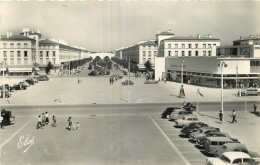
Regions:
[[174, 115, 199, 127], [1, 108, 15, 126], [161, 107, 181, 119], [19, 81, 30, 87], [168, 109, 191, 121], [216, 143, 249, 157], [0, 84, 13, 92], [196, 132, 239, 147], [122, 80, 134, 86], [144, 80, 159, 84], [189, 126, 220, 141], [37, 75, 49, 81], [241, 88, 260, 96], [205, 137, 233, 155], [11, 84, 27, 90], [180, 122, 208, 137], [32, 77, 39, 83], [206, 152, 257, 165], [25, 78, 35, 85]]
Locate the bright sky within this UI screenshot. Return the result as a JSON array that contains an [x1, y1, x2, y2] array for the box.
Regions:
[[0, 1, 260, 52]]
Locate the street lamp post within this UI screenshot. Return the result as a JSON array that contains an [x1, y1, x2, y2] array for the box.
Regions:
[[218, 61, 228, 114], [181, 60, 184, 84], [2, 60, 6, 100]]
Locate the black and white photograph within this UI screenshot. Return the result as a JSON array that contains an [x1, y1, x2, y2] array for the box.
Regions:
[[0, 1, 260, 165]]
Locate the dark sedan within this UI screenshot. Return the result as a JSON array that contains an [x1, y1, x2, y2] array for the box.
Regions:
[[180, 122, 208, 137], [161, 107, 181, 119], [11, 84, 27, 90]]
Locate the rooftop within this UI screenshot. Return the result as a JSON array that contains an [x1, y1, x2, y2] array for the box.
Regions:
[[0, 35, 36, 41], [156, 31, 175, 36], [164, 36, 220, 41], [139, 40, 157, 46]]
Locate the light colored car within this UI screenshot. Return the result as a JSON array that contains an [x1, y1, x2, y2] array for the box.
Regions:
[[216, 143, 249, 157], [241, 88, 260, 96], [168, 109, 191, 121], [144, 80, 159, 84], [174, 115, 199, 127], [206, 152, 255, 165]]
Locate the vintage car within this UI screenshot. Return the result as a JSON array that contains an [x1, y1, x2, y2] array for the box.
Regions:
[[189, 126, 220, 141], [36, 75, 49, 81], [241, 88, 260, 96], [0, 90, 11, 98], [1, 108, 15, 127], [183, 102, 196, 112], [196, 132, 238, 146], [205, 137, 233, 155], [216, 143, 249, 157], [180, 122, 208, 137], [174, 115, 199, 127], [168, 109, 191, 121], [11, 83, 27, 90], [161, 107, 181, 119], [25, 78, 35, 85], [144, 80, 159, 84], [206, 152, 257, 165], [122, 80, 134, 86]]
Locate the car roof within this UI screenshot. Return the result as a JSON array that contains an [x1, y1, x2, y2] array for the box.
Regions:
[[200, 126, 216, 131], [222, 152, 251, 160], [207, 137, 232, 141], [223, 143, 246, 148], [184, 114, 197, 118], [208, 132, 227, 135]]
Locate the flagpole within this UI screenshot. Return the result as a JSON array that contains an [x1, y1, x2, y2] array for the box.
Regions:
[[197, 88, 199, 114], [236, 64, 238, 89]]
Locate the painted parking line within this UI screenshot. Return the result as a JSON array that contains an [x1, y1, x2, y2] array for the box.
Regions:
[[148, 115, 191, 165], [170, 139, 187, 141], [175, 145, 194, 146], [0, 119, 33, 148], [166, 134, 179, 136]]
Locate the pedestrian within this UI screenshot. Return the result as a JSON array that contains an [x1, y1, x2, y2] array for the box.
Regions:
[[159, 77, 160, 81], [52, 114, 57, 127], [115, 77, 117, 82], [36, 115, 42, 129], [179, 85, 185, 98], [41, 113, 45, 127], [164, 78, 166, 83], [111, 77, 114, 85], [78, 77, 80, 84], [66, 117, 72, 131], [254, 104, 257, 113], [183, 101, 186, 107], [109, 78, 112, 85], [219, 111, 223, 123], [231, 110, 237, 123], [45, 112, 49, 125]]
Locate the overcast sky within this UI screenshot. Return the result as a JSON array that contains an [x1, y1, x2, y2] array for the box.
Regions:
[[0, 1, 260, 52]]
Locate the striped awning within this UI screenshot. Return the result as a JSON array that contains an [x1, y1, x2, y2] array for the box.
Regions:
[[8, 68, 32, 72]]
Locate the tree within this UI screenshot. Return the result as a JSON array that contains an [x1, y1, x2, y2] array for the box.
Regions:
[[45, 62, 54, 74], [103, 56, 110, 63], [144, 60, 152, 71]]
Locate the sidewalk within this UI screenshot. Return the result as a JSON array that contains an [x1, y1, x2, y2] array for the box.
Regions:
[[196, 110, 260, 156]]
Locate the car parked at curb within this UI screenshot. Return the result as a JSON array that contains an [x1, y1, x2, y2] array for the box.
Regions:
[[36, 75, 49, 81], [174, 115, 199, 127], [25, 78, 35, 85], [196, 132, 239, 147], [205, 137, 233, 155], [168, 109, 191, 121], [144, 80, 159, 84], [241, 88, 260, 96], [161, 107, 181, 119], [180, 122, 208, 137], [19, 81, 30, 87], [189, 126, 220, 141], [0, 90, 11, 98], [11, 83, 27, 90], [122, 80, 134, 86], [206, 152, 258, 165], [216, 143, 249, 157]]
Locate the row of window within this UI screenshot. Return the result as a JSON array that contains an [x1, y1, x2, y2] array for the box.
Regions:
[[142, 51, 157, 57], [141, 45, 157, 49], [3, 51, 28, 57], [167, 43, 216, 49], [250, 60, 260, 66], [3, 58, 29, 65], [167, 50, 212, 56], [40, 45, 57, 49], [40, 51, 56, 57], [39, 58, 56, 64], [142, 58, 154, 64], [3, 43, 29, 48]]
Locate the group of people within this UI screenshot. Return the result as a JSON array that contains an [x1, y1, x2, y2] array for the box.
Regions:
[[66, 117, 80, 131], [36, 112, 55, 129], [218, 110, 237, 124]]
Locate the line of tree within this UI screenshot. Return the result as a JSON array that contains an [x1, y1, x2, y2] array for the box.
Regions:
[[69, 57, 93, 70], [88, 56, 113, 76], [111, 57, 139, 73]]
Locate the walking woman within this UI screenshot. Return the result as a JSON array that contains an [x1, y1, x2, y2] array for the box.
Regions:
[[36, 115, 42, 129]]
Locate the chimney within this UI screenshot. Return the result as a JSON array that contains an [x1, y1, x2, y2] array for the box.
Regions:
[[208, 34, 212, 38], [197, 34, 201, 38], [6, 32, 9, 38]]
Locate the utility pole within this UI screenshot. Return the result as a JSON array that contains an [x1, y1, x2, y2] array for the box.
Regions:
[[181, 60, 184, 84], [2, 60, 6, 100], [218, 61, 228, 115], [128, 58, 130, 102]]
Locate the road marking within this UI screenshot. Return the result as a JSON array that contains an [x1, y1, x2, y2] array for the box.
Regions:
[[162, 128, 175, 130], [148, 115, 191, 165], [175, 145, 194, 146], [170, 139, 187, 141], [0, 119, 33, 148], [160, 125, 173, 126], [188, 160, 206, 162], [166, 134, 179, 135]]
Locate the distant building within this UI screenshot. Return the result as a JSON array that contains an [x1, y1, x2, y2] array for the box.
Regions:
[[115, 40, 157, 71], [0, 28, 89, 75]]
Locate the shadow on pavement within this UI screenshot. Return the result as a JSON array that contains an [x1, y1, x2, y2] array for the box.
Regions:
[[200, 150, 215, 157], [195, 144, 204, 150], [188, 139, 196, 143], [179, 134, 188, 138]]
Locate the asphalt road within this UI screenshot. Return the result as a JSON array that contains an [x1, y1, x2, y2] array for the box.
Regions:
[[1, 103, 260, 165]]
